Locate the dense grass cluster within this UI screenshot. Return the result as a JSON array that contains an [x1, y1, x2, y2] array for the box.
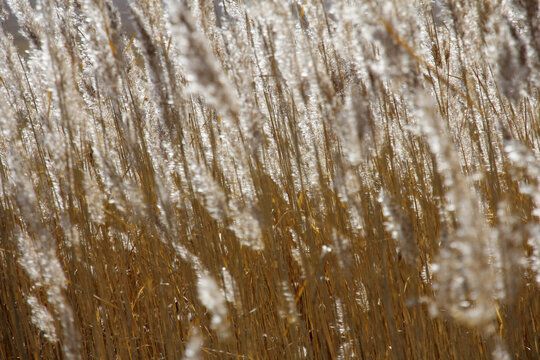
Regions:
[[1, 0, 539, 358]]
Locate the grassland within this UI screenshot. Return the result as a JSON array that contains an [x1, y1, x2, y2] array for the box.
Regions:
[[0, 0, 539, 359]]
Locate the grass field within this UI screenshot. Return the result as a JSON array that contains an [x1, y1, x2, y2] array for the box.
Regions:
[[0, 0, 539, 359]]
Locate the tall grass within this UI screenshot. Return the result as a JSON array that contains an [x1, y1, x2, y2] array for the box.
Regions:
[[1, 0, 539, 359]]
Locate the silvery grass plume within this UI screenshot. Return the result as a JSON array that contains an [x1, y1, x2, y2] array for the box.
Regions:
[[502, 136, 540, 287], [165, 0, 239, 117], [416, 91, 498, 329], [26, 295, 58, 343], [196, 271, 230, 338], [1, 3, 83, 359], [379, 190, 419, 264], [164, 0, 266, 250], [6, 154, 81, 359]]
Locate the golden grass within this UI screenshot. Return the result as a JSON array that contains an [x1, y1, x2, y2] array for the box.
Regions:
[[0, 0, 539, 359]]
